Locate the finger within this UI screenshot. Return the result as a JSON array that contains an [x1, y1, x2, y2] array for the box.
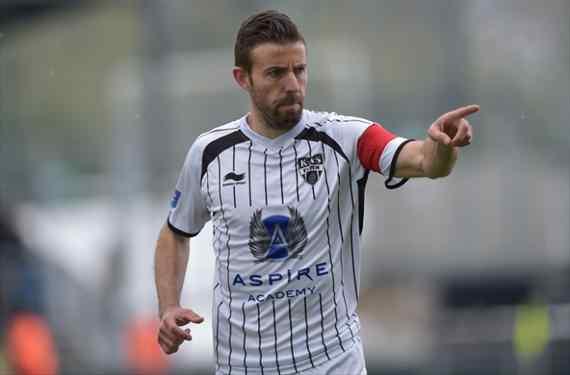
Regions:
[[163, 334, 184, 352], [440, 104, 480, 122], [461, 123, 473, 145], [161, 341, 180, 355], [428, 126, 452, 145], [158, 333, 180, 354], [164, 322, 192, 341], [158, 331, 175, 347], [176, 309, 205, 325], [466, 123, 473, 143], [184, 328, 193, 341], [160, 325, 186, 344], [451, 120, 469, 146]]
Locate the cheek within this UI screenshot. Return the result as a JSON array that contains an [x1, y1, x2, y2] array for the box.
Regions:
[[298, 76, 308, 93], [252, 85, 276, 105]]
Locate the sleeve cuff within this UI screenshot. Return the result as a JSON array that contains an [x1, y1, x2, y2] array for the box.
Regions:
[[167, 217, 199, 238], [384, 139, 415, 190]]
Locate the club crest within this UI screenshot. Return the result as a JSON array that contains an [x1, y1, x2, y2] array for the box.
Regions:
[[298, 153, 324, 185], [249, 207, 307, 262]]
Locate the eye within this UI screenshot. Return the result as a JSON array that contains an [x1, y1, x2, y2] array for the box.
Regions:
[[267, 68, 283, 78], [294, 66, 306, 75]]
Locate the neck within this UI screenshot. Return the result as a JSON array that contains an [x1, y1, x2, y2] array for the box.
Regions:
[[247, 108, 292, 139]]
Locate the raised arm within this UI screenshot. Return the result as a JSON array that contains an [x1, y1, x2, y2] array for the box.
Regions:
[[154, 223, 204, 354], [394, 105, 479, 178]]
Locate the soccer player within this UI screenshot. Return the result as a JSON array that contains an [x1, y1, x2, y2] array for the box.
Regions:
[[154, 10, 478, 375]]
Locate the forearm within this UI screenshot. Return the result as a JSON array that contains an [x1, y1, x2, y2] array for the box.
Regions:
[[154, 224, 190, 317], [421, 137, 458, 178]]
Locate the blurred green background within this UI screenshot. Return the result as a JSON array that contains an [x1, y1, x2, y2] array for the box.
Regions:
[[0, 1, 569, 374]]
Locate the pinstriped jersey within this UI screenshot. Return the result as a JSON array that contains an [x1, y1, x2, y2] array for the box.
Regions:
[[168, 110, 409, 374]]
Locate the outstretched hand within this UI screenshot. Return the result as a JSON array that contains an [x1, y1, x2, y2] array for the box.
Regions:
[[158, 306, 204, 354], [427, 105, 479, 147]]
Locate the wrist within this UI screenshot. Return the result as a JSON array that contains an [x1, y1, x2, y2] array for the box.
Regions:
[[159, 303, 180, 319]]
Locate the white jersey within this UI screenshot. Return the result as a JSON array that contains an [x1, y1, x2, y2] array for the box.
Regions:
[[168, 110, 410, 374]]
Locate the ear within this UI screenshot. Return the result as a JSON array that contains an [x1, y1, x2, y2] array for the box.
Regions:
[[233, 67, 251, 91]]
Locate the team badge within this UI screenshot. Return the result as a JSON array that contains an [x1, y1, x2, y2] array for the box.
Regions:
[[249, 207, 307, 262], [298, 153, 324, 185]]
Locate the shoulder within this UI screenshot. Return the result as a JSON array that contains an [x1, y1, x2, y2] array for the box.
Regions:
[[193, 118, 244, 150], [303, 110, 374, 129], [187, 117, 249, 178], [301, 110, 374, 146]]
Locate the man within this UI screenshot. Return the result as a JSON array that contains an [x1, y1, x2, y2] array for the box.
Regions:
[[155, 10, 478, 375]]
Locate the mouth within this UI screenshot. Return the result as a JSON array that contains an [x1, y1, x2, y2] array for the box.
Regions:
[[277, 94, 301, 107], [280, 103, 300, 109]]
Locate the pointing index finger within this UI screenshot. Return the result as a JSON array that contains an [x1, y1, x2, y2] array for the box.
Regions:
[[441, 105, 480, 122]]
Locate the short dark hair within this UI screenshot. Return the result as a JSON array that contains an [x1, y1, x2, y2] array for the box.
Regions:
[[234, 10, 305, 72]]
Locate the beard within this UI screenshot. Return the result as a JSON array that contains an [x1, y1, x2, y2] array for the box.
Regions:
[[252, 91, 304, 131]]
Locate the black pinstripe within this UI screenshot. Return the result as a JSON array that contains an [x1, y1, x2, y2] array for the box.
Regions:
[[305, 139, 316, 200], [279, 148, 284, 204], [232, 145, 237, 208], [263, 149, 268, 206], [241, 303, 248, 374], [346, 162, 359, 302], [257, 303, 264, 375], [248, 141, 253, 206], [318, 293, 331, 360], [319, 144, 346, 352], [303, 297, 315, 368], [332, 150, 356, 343], [272, 300, 281, 374], [287, 300, 298, 373], [293, 141, 300, 201], [216, 301, 223, 365], [206, 170, 222, 255], [217, 157, 233, 373]]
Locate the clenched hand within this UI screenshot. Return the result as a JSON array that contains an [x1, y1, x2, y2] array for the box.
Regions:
[[158, 306, 204, 354]]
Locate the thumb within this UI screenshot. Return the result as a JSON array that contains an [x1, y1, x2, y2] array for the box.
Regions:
[[176, 308, 205, 325]]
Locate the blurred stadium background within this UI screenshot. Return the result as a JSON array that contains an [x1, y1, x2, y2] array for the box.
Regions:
[[0, 0, 569, 374]]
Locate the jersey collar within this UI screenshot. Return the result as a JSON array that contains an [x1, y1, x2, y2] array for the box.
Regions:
[[239, 110, 307, 149]]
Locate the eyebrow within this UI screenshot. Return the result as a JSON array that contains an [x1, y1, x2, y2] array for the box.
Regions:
[[263, 63, 306, 72]]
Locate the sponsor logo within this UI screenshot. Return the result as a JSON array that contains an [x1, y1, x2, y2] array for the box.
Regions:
[[223, 171, 246, 186], [170, 190, 181, 208], [249, 207, 307, 262], [298, 153, 324, 185], [231, 263, 330, 303]]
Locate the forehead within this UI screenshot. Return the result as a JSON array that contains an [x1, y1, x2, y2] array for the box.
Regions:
[[249, 42, 306, 69]]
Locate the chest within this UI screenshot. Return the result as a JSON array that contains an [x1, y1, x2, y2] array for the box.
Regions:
[[202, 140, 351, 212]]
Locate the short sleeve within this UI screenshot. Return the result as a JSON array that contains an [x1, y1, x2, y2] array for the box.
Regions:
[[167, 141, 210, 237], [356, 123, 412, 189]]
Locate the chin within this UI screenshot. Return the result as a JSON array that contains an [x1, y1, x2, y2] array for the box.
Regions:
[[281, 107, 303, 122], [281, 113, 302, 129]]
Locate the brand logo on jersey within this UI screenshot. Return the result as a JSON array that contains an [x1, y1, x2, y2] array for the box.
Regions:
[[249, 207, 307, 262], [170, 190, 181, 208], [223, 171, 246, 186], [298, 153, 324, 185]]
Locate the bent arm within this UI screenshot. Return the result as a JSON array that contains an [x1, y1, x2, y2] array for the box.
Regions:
[[391, 105, 478, 179], [393, 138, 458, 179], [154, 223, 190, 318]]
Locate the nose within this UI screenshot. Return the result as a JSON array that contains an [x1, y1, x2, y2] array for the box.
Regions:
[[283, 70, 301, 93]]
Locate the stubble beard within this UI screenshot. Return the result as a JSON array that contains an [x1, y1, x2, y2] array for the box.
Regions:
[[253, 93, 304, 132]]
